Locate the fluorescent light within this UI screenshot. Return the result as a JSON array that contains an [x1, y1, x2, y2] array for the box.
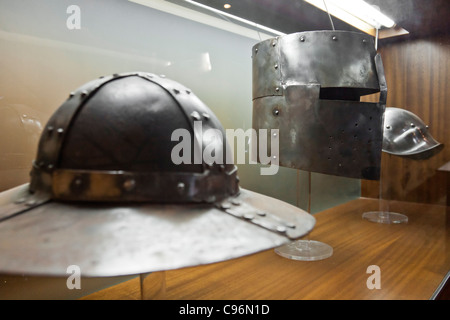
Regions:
[[183, 0, 285, 36], [305, 0, 396, 35], [129, 0, 285, 41], [330, 0, 395, 28]]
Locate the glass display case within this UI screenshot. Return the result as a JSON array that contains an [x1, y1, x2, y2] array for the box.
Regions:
[[0, 0, 448, 300]]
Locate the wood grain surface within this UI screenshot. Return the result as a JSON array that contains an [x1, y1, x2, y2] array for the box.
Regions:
[[81, 198, 449, 300]]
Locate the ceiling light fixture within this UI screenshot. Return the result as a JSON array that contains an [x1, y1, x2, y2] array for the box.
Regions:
[[304, 0, 406, 38], [224, 4, 231, 9]]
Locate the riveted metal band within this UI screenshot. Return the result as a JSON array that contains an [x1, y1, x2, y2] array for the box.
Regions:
[[252, 31, 380, 101], [215, 196, 302, 240], [51, 165, 239, 203]]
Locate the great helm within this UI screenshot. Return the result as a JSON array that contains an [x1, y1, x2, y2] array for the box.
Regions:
[[383, 107, 444, 159], [0, 72, 314, 277], [252, 31, 387, 180]]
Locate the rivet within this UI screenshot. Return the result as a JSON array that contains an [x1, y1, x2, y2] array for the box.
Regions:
[[177, 182, 185, 194], [411, 123, 415, 127], [14, 198, 26, 204], [57, 128, 64, 135], [191, 111, 201, 121], [273, 108, 280, 116], [272, 41, 276, 47], [274, 64, 278, 69], [220, 202, 232, 210], [68, 92, 75, 98], [202, 112, 210, 120], [47, 126, 54, 134], [231, 199, 241, 206], [256, 211, 266, 217], [219, 164, 225, 171], [273, 155, 277, 160], [276, 225, 287, 233], [25, 199, 36, 206], [112, 73, 119, 77], [47, 164, 54, 170], [275, 87, 280, 92], [186, 89, 191, 94], [80, 90, 88, 98], [255, 48, 258, 53], [386, 125, 391, 129], [123, 179, 136, 191], [273, 132, 277, 137], [363, 39, 367, 44], [173, 89, 180, 94], [286, 222, 296, 229], [243, 213, 254, 220], [332, 36, 337, 41], [300, 36, 305, 42], [426, 125, 429, 129], [159, 74, 166, 78]]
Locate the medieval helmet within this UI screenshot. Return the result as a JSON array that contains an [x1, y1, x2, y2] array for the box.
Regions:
[[0, 72, 315, 277], [252, 31, 387, 180], [382, 107, 443, 159]]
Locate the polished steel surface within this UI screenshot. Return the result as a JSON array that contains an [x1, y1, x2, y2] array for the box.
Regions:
[[252, 31, 386, 180], [383, 107, 444, 159], [0, 185, 314, 277]]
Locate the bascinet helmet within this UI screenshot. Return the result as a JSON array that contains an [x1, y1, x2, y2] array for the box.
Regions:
[[0, 72, 315, 277], [383, 107, 444, 160], [252, 31, 387, 180]]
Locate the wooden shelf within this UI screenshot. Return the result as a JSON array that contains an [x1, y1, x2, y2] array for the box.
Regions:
[[82, 198, 449, 300]]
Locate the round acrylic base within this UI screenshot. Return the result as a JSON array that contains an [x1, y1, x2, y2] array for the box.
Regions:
[[362, 211, 408, 224], [275, 240, 333, 261]]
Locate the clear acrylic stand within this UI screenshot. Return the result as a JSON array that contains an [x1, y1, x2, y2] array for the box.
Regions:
[[362, 154, 408, 224], [275, 171, 333, 261]]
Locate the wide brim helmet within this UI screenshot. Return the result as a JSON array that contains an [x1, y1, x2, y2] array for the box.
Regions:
[[0, 72, 315, 277], [383, 107, 444, 160]]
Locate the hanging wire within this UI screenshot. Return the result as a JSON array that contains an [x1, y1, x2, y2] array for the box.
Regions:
[[322, 0, 335, 31], [375, 28, 379, 50]]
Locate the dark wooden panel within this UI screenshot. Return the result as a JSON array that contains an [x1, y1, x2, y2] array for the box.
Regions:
[[362, 35, 450, 205]]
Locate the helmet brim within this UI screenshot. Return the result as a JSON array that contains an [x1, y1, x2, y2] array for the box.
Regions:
[[0, 184, 314, 277]]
